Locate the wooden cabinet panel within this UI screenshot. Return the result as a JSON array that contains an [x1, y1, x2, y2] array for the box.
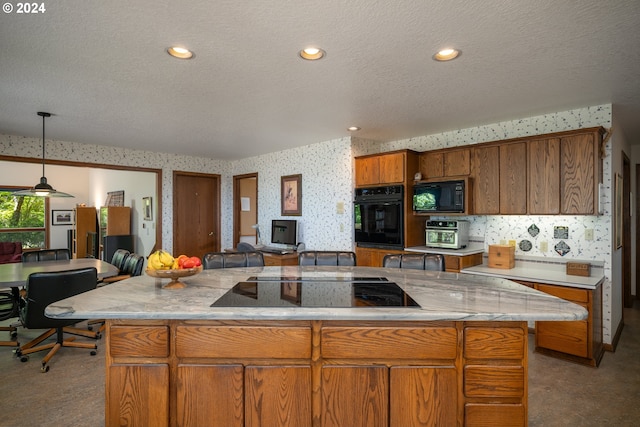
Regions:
[[390, 366, 457, 427], [420, 151, 444, 179], [355, 157, 380, 187], [464, 366, 525, 397], [561, 132, 597, 214], [536, 320, 589, 358], [465, 404, 525, 427], [107, 364, 169, 427], [528, 138, 560, 214], [321, 366, 388, 427], [444, 148, 471, 176], [355, 247, 406, 267], [245, 366, 312, 427], [378, 152, 405, 184], [443, 253, 483, 272], [536, 283, 589, 303], [499, 142, 527, 214], [464, 327, 525, 359], [262, 252, 298, 266], [322, 326, 457, 359], [175, 326, 311, 358], [109, 326, 169, 358], [73, 206, 97, 259], [176, 365, 244, 427], [472, 146, 500, 214]]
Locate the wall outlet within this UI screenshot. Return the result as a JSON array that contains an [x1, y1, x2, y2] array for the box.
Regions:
[[336, 201, 344, 214], [540, 241, 548, 252], [585, 229, 594, 241], [500, 239, 506, 245], [339, 223, 344, 232], [508, 240, 516, 247]]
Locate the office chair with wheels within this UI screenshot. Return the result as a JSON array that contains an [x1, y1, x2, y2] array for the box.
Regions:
[[0, 289, 19, 347], [22, 248, 71, 262], [298, 251, 357, 266], [382, 253, 445, 271], [15, 267, 99, 372], [202, 252, 264, 269]]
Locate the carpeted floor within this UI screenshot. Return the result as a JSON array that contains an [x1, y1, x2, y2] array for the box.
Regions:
[[0, 303, 639, 427]]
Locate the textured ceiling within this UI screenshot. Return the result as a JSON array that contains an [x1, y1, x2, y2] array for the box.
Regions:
[[1, 1, 639, 160]]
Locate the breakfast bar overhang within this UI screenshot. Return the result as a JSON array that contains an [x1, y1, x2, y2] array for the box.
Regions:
[[46, 266, 587, 427]]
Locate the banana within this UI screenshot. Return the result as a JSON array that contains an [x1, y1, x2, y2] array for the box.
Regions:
[[148, 250, 175, 270]]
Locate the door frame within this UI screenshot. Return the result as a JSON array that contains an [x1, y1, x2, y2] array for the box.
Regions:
[[623, 152, 631, 308], [233, 173, 258, 247]]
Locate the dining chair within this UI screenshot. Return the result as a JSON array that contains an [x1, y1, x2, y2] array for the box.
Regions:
[[298, 251, 357, 266], [382, 253, 445, 271], [202, 252, 264, 269], [22, 248, 71, 263], [15, 267, 99, 372], [236, 242, 256, 252]]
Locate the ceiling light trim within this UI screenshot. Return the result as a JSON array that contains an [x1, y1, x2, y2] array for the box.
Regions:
[[167, 46, 194, 60], [433, 48, 461, 62], [299, 47, 325, 61]]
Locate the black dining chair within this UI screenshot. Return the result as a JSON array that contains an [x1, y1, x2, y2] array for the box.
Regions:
[[202, 252, 264, 269], [0, 289, 19, 347], [298, 251, 357, 266], [22, 248, 71, 263], [236, 242, 256, 252], [15, 267, 99, 372], [382, 253, 445, 271]]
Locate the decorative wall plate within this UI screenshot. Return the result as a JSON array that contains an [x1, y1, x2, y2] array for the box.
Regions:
[[519, 240, 532, 252], [554, 241, 571, 256], [528, 224, 539, 237], [554, 226, 569, 239]]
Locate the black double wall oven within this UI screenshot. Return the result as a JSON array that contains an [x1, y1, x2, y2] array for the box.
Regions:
[[354, 185, 404, 248]]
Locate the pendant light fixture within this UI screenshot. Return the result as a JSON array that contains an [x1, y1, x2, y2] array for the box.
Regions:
[[13, 112, 74, 198]]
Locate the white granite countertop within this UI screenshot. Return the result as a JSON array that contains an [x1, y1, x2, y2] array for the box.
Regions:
[[405, 244, 485, 256], [461, 261, 604, 289], [46, 266, 587, 322]]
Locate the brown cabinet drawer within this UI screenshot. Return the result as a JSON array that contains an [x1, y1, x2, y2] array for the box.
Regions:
[[175, 326, 311, 359], [322, 327, 457, 359], [464, 366, 525, 398], [465, 403, 525, 427], [110, 326, 169, 358], [536, 284, 589, 303], [464, 327, 524, 359]]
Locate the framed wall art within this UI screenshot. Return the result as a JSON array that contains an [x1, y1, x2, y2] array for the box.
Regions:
[[142, 196, 153, 221], [281, 174, 302, 216], [52, 209, 74, 226]]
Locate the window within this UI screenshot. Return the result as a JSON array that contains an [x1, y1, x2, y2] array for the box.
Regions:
[[0, 187, 48, 249]]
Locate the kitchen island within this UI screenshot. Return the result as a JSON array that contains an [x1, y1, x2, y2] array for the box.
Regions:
[[47, 266, 587, 427]]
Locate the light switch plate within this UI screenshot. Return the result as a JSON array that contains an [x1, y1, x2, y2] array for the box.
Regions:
[[585, 229, 594, 241]]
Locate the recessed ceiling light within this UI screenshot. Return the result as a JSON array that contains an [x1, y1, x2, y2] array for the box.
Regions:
[[433, 48, 460, 61], [347, 126, 361, 132], [167, 46, 194, 60], [299, 47, 325, 61]]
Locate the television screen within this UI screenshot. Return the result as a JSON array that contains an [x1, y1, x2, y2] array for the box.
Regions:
[[271, 219, 297, 245]]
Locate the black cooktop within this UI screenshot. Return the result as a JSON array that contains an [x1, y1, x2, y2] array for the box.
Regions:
[[211, 277, 420, 308]]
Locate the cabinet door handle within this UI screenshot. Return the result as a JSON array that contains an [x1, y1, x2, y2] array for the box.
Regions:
[[208, 231, 214, 236]]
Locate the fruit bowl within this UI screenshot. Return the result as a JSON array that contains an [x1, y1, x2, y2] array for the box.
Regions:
[[146, 266, 203, 289]]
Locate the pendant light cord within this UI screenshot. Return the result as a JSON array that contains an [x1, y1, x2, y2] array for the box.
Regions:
[[41, 112, 46, 177]]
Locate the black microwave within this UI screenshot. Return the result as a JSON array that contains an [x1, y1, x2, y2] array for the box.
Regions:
[[413, 180, 465, 213]]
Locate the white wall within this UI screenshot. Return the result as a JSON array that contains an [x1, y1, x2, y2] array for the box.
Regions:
[[231, 137, 354, 250]]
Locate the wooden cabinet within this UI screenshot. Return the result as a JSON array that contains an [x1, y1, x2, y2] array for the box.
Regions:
[[499, 142, 527, 214], [355, 152, 406, 187], [472, 145, 500, 214], [560, 131, 601, 214], [528, 129, 603, 215], [355, 247, 406, 267], [528, 137, 561, 214], [419, 148, 470, 179], [105, 319, 527, 427], [72, 206, 97, 259], [520, 281, 604, 366], [261, 252, 298, 266], [443, 252, 483, 272], [99, 207, 131, 236]]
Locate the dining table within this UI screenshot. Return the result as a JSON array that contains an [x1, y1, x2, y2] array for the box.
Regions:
[[0, 258, 119, 289]]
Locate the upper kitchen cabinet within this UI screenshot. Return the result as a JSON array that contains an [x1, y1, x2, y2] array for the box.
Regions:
[[355, 150, 418, 187], [499, 142, 527, 214], [528, 128, 604, 215], [471, 145, 500, 214], [528, 138, 561, 214], [419, 148, 470, 179], [560, 129, 603, 214]]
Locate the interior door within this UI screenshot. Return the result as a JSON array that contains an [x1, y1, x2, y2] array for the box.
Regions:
[[233, 173, 258, 247], [173, 171, 220, 258]]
